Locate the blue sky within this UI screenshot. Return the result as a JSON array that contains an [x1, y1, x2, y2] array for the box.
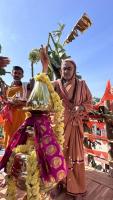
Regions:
[[0, 0, 113, 98]]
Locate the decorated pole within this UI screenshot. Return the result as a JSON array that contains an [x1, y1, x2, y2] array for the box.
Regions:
[[64, 13, 92, 45], [28, 13, 92, 80]]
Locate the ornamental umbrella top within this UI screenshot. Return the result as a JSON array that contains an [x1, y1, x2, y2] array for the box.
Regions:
[[0, 56, 10, 68]]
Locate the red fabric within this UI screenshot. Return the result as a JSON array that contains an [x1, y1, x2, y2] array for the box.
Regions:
[[84, 148, 108, 160], [0, 115, 3, 124], [87, 121, 105, 128]]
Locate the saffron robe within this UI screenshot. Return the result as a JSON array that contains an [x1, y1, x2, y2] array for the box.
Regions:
[[3, 85, 26, 147], [53, 77, 92, 196]]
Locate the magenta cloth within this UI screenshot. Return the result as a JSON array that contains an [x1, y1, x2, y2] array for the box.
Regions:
[[0, 113, 67, 182]]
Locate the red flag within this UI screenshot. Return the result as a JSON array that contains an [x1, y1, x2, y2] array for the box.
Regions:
[[94, 80, 113, 109], [101, 80, 113, 101]]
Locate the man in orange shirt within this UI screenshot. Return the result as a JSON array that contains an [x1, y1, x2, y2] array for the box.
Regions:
[[2, 66, 27, 147]]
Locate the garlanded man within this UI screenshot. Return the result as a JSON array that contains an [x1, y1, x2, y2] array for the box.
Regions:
[[40, 46, 92, 200]]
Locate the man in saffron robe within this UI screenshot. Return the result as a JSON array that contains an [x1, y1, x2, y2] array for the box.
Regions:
[[40, 47, 92, 200], [2, 66, 27, 147]]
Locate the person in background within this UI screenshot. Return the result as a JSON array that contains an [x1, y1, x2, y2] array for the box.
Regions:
[[2, 66, 27, 147]]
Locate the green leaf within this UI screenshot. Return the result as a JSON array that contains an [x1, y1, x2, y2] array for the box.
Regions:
[[0, 68, 6, 75]]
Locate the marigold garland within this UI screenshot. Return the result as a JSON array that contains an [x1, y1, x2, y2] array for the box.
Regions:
[[35, 73, 64, 148], [6, 153, 16, 200], [6, 144, 41, 200]]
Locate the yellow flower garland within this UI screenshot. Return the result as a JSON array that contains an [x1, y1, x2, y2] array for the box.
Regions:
[[6, 144, 41, 200], [6, 153, 16, 200], [6, 73, 65, 199], [26, 150, 41, 200], [35, 73, 64, 148]]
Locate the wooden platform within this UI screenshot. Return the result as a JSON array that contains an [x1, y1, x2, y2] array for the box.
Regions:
[[0, 167, 113, 200], [85, 167, 113, 200]]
